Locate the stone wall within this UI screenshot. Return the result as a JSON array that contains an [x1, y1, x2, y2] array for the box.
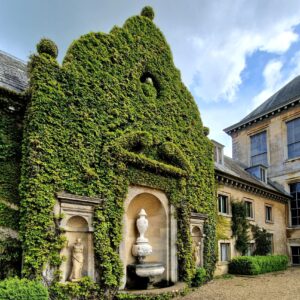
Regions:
[[215, 184, 287, 275], [230, 105, 300, 263]]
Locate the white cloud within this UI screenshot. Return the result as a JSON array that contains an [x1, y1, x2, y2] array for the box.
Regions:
[[252, 60, 283, 108], [158, 0, 300, 103], [252, 51, 300, 109]]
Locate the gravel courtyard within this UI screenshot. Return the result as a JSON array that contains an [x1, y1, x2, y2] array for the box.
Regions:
[[177, 267, 300, 300]]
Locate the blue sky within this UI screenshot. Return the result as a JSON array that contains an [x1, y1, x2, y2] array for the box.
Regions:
[[2, 0, 300, 156]]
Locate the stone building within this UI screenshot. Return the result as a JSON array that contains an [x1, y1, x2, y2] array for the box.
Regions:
[[225, 75, 300, 266], [0, 7, 216, 296], [213, 140, 290, 275]]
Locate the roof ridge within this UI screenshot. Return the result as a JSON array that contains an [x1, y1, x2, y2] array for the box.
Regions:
[[0, 50, 27, 65]]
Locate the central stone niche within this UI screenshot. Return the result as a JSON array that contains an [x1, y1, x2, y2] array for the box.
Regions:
[[120, 185, 177, 289]]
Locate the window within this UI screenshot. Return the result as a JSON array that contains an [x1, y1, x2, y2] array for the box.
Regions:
[[246, 165, 267, 183], [291, 246, 300, 265], [245, 200, 254, 219], [250, 131, 268, 166], [246, 243, 255, 256], [265, 205, 273, 223], [268, 233, 274, 254], [218, 194, 229, 215], [287, 117, 300, 159], [290, 183, 300, 226], [220, 243, 230, 261]]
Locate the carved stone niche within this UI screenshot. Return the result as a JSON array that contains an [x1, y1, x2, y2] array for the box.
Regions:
[[57, 192, 102, 282], [190, 212, 207, 268]]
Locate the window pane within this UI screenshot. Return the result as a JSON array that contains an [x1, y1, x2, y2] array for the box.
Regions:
[[291, 246, 300, 265], [221, 243, 229, 261], [251, 131, 267, 166], [218, 195, 229, 214], [287, 118, 300, 159], [290, 183, 300, 226]]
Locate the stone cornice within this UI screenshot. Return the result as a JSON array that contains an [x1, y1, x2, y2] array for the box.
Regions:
[[224, 96, 300, 135], [215, 170, 290, 204]]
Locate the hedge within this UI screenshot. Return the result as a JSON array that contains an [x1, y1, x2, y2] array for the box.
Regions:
[[0, 277, 48, 300], [228, 255, 288, 275]]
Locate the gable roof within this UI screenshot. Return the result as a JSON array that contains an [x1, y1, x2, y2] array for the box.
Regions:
[[0, 50, 28, 93], [224, 76, 300, 134], [215, 156, 290, 202]]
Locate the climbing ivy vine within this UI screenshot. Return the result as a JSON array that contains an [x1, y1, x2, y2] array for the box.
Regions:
[[17, 6, 216, 298]]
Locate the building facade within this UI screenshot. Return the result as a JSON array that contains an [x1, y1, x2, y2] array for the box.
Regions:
[[225, 76, 300, 266], [213, 140, 289, 275]]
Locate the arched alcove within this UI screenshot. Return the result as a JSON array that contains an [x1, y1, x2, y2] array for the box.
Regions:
[[126, 192, 167, 266], [192, 225, 202, 238], [120, 185, 177, 289]]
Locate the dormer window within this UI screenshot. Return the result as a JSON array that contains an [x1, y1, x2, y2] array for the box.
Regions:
[[246, 165, 268, 183], [212, 140, 224, 165]]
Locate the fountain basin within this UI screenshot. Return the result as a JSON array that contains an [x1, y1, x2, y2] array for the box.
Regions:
[[134, 263, 165, 277], [126, 262, 165, 290]]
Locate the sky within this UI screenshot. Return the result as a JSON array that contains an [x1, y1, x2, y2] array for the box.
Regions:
[[2, 0, 300, 156]]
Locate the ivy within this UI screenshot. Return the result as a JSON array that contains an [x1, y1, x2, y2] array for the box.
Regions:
[[16, 6, 216, 298], [231, 202, 249, 255], [251, 225, 272, 255]]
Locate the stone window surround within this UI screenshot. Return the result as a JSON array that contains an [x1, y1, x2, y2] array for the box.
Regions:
[[244, 198, 255, 221], [265, 203, 274, 224], [282, 111, 300, 162], [247, 125, 270, 168], [217, 191, 231, 217], [218, 240, 232, 265]]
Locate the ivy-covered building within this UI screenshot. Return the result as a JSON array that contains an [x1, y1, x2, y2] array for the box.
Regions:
[[0, 7, 216, 298]]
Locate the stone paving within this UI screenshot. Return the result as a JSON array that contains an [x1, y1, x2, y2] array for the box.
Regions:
[[177, 267, 300, 300]]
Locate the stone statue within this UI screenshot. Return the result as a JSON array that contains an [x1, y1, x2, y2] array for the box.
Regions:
[[69, 238, 84, 281], [193, 241, 201, 266]]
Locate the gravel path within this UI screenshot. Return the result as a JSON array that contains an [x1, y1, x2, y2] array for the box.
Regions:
[[177, 267, 300, 300]]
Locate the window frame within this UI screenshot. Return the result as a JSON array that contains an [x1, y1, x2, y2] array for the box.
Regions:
[[217, 192, 231, 216], [265, 204, 273, 223], [244, 198, 254, 220], [286, 117, 300, 160], [291, 246, 300, 265], [219, 241, 231, 262], [250, 130, 268, 167], [289, 182, 300, 227]]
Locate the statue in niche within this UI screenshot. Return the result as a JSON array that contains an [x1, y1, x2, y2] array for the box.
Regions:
[[69, 238, 84, 281], [193, 241, 201, 267]]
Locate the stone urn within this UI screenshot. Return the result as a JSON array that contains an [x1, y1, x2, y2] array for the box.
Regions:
[[132, 209, 152, 262]]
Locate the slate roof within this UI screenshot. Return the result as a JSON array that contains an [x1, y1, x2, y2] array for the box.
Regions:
[[215, 156, 290, 199], [224, 76, 300, 133], [0, 50, 28, 93]]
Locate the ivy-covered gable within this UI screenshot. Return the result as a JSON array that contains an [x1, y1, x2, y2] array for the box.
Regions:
[[20, 7, 216, 295]]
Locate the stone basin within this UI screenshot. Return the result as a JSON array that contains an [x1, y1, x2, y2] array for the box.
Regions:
[[134, 262, 165, 278]]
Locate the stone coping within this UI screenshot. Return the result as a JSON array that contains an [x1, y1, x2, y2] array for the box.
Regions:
[[119, 281, 187, 295], [56, 191, 103, 205]]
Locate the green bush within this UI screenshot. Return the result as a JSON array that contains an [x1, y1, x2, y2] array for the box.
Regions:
[[191, 267, 207, 287], [0, 277, 48, 300], [228, 255, 288, 275]]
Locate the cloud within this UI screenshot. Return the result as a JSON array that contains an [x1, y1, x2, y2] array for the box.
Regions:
[[158, 0, 300, 103], [252, 50, 300, 109], [252, 60, 283, 108]]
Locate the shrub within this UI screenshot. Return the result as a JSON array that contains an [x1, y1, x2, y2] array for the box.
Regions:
[[251, 225, 272, 255], [191, 267, 207, 287], [228, 255, 288, 275], [140, 6, 155, 20], [0, 277, 48, 300], [36, 38, 58, 58]]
